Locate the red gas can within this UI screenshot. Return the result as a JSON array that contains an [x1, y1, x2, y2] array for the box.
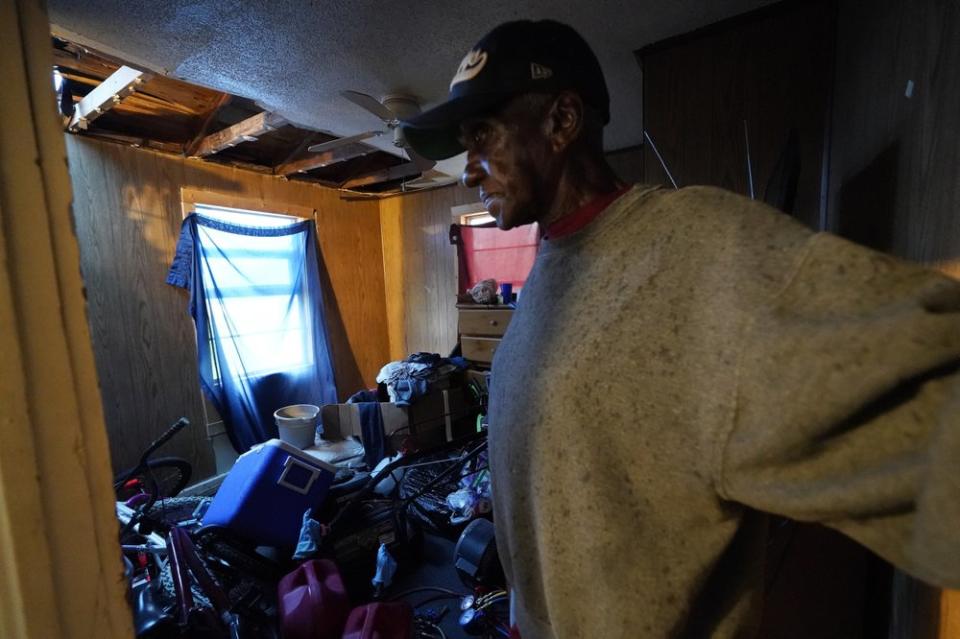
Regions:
[[277, 559, 350, 639], [342, 602, 413, 639]]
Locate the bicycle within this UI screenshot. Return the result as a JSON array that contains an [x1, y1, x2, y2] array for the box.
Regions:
[[115, 418, 280, 638], [114, 417, 192, 510], [115, 417, 198, 587]]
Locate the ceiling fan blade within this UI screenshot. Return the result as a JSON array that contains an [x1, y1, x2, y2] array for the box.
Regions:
[[403, 170, 456, 189], [308, 130, 382, 153], [342, 161, 423, 189], [341, 90, 396, 123], [406, 146, 437, 172]]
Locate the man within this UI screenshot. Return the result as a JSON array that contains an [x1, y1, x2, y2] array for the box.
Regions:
[[402, 20, 960, 639]]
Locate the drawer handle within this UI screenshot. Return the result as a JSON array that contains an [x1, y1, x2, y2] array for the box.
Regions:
[[489, 320, 498, 326]]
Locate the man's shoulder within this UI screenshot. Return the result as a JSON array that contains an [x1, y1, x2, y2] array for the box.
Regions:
[[615, 183, 814, 249]]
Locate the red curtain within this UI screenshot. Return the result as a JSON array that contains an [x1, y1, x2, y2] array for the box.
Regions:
[[455, 223, 539, 293]]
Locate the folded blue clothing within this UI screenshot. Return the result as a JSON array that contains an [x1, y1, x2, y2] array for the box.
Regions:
[[390, 377, 429, 406]]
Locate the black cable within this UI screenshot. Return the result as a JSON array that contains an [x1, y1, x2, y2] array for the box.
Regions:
[[399, 441, 487, 506], [459, 466, 489, 480], [389, 455, 472, 493], [326, 433, 485, 532], [414, 618, 448, 639], [394, 457, 473, 472], [387, 586, 468, 601], [411, 593, 464, 609]]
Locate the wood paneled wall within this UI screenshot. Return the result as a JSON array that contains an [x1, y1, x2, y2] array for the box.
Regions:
[[639, 2, 960, 636], [638, 0, 836, 230], [828, 0, 960, 277], [828, 2, 960, 636], [379, 184, 478, 361], [67, 135, 389, 481]]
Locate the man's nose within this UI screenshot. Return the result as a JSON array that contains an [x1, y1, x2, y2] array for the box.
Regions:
[[461, 151, 485, 188]]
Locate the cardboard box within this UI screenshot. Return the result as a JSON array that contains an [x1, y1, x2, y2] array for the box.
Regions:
[[319, 387, 478, 452], [320, 402, 408, 440]]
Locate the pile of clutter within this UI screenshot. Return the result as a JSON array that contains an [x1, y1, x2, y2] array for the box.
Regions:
[[170, 356, 503, 638]]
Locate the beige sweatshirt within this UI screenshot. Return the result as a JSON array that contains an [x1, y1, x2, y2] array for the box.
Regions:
[[487, 185, 960, 638]]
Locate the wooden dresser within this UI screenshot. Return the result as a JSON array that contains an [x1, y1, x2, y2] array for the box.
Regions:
[[457, 304, 514, 367]]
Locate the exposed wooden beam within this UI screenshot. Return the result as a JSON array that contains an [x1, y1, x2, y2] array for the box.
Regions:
[[184, 93, 232, 156], [205, 157, 275, 175], [339, 191, 388, 201], [287, 174, 343, 189], [80, 130, 184, 155], [340, 161, 423, 189], [67, 65, 150, 131], [53, 46, 228, 117], [276, 132, 320, 167], [275, 142, 374, 176], [191, 111, 286, 157]]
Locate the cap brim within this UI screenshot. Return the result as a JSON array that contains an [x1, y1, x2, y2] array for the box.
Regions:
[[400, 93, 510, 161]]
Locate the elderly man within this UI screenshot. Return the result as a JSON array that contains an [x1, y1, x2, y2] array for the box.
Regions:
[[402, 20, 960, 639]]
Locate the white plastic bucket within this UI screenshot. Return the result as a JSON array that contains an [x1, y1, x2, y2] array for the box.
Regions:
[[273, 404, 320, 449]]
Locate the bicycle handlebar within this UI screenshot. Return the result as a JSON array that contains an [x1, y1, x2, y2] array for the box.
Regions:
[[138, 417, 189, 467]]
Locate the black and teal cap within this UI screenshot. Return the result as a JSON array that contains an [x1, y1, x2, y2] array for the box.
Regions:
[[401, 20, 610, 161]]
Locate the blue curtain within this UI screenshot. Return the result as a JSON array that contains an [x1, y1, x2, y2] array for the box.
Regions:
[[167, 213, 337, 452]]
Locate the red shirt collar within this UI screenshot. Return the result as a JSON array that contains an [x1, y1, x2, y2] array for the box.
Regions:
[[542, 186, 631, 240]]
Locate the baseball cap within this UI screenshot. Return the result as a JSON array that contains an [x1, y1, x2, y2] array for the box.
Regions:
[[400, 20, 610, 161]]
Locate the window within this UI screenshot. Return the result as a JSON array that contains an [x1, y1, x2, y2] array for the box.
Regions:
[[449, 202, 539, 294], [460, 210, 496, 226], [193, 204, 311, 382]]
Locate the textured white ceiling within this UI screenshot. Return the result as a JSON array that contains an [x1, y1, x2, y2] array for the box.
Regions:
[[49, 0, 773, 163]]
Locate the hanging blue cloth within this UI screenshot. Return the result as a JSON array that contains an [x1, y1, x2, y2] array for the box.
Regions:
[[167, 213, 338, 453], [347, 389, 386, 469]]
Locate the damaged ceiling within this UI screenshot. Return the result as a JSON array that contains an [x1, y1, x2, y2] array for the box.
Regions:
[[49, 0, 775, 190], [53, 39, 411, 192]]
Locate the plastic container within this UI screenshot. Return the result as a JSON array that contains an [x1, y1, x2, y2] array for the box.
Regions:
[[274, 404, 320, 449], [342, 602, 413, 639], [278, 559, 350, 639], [203, 439, 336, 547]]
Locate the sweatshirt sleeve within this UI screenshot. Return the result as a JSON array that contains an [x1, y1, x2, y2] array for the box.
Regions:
[[718, 232, 960, 588]]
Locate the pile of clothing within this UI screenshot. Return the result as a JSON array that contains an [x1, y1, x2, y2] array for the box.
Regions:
[[375, 352, 466, 406]]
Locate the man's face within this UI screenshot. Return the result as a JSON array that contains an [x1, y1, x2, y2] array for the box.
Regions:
[[459, 95, 555, 230]]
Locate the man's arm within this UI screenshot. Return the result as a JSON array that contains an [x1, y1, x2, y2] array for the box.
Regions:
[[717, 232, 960, 588]]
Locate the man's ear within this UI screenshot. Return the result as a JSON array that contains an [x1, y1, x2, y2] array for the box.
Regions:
[[544, 91, 584, 153]]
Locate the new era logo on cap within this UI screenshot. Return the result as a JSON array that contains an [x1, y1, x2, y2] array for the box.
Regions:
[[450, 49, 489, 89], [530, 63, 553, 80]]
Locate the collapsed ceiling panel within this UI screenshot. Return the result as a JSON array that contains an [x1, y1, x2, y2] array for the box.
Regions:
[[53, 38, 423, 194]]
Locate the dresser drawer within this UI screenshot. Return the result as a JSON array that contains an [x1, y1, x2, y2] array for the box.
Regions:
[[461, 336, 501, 364], [458, 308, 514, 337]]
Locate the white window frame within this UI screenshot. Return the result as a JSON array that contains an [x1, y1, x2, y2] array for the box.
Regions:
[[451, 201, 495, 226]]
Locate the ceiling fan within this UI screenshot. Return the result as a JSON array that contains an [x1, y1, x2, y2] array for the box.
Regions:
[[309, 90, 436, 179]]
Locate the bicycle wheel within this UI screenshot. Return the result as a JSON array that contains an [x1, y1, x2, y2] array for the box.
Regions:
[[116, 457, 192, 502]]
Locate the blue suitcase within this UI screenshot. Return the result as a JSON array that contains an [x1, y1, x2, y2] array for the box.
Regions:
[[203, 438, 336, 547]]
